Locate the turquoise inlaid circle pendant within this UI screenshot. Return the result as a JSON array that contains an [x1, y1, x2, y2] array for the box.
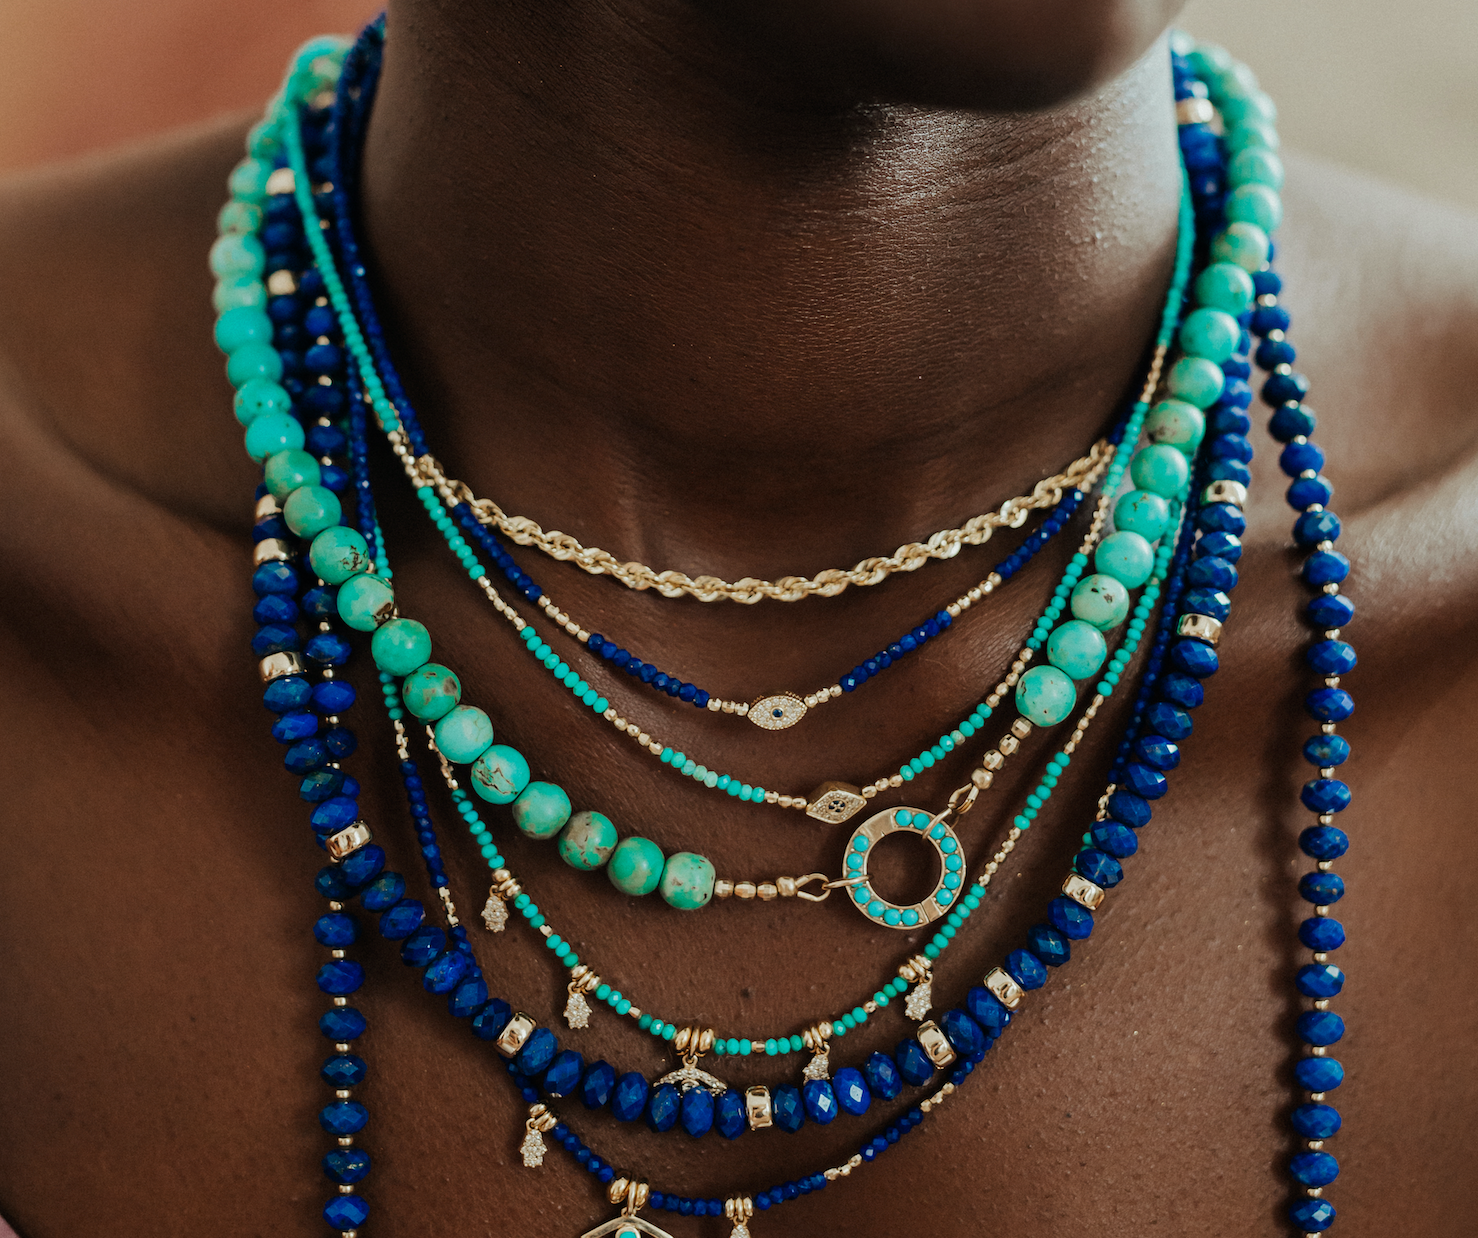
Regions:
[[842, 807, 966, 930]]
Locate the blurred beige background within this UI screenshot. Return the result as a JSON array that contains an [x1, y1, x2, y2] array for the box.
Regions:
[[0, 0, 1474, 213]]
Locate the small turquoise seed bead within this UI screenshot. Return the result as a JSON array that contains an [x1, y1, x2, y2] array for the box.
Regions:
[[433, 705, 496, 765], [1113, 489, 1172, 541], [1070, 573, 1130, 631], [336, 573, 396, 631], [308, 525, 372, 586], [282, 484, 342, 538], [1192, 261, 1256, 316], [470, 743, 530, 804], [1015, 664, 1076, 727], [608, 836, 665, 896], [264, 448, 321, 501], [557, 809, 618, 870], [244, 409, 305, 462], [1165, 356, 1225, 409], [1130, 443, 1191, 498], [1095, 530, 1155, 589], [226, 341, 284, 387], [1211, 221, 1271, 272], [402, 663, 462, 722], [1178, 307, 1242, 363], [370, 617, 433, 677], [1046, 619, 1109, 682], [659, 852, 716, 910], [1228, 146, 1285, 190], [1226, 183, 1283, 234]]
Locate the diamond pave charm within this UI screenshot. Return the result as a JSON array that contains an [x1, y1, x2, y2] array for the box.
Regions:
[[520, 1125, 546, 1169], [749, 693, 807, 731], [802, 1049, 830, 1082], [805, 780, 866, 824], [565, 987, 592, 1030], [904, 980, 933, 1022], [481, 891, 508, 932]]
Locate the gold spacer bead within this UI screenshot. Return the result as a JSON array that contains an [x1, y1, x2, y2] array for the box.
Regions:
[[1010, 717, 1033, 740], [776, 876, 797, 897]]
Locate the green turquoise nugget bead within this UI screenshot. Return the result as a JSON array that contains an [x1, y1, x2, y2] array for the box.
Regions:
[[1192, 262, 1255, 315], [434, 705, 496, 765], [309, 525, 372, 585], [1015, 664, 1076, 727], [1130, 442, 1191, 497], [1165, 357, 1224, 409], [1226, 183, 1283, 234], [212, 276, 267, 313], [1095, 530, 1154, 589], [244, 410, 304, 462], [213, 306, 273, 354], [558, 810, 618, 870], [1210, 221, 1270, 273], [233, 377, 292, 426], [1045, 619, 1108, 681], [471, 743, 531, 804], [371, 617, 433, 677], [1228, 146, 1285, 190], [208, 232, 265, 279], [1224, 119, 1279, 154], [660, 852, 716, 910], [1177, 307, 1241, 364], [1221, 90, 1276, 128], [336, 572, 396, 631], [1070, 573, 1130, 630], [282, 484, 342, 538], [265, 449, 321, 500], [228, 156, 272, 203], [1186, 44, 1232, 80], [512, 781, 572, 839], [608, 836, 665, 896], [1144, 399, 1205, 455], [1113, 489, 1171, 541], [226, 341, 284, 387], [401, 663, 462, 722]]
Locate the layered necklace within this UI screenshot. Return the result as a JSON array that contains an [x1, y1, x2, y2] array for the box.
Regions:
[[214, 23, 1353, 1237]]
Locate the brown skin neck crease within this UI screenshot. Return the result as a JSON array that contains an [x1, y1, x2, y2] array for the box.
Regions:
[[2, 1, 1477, 1234]]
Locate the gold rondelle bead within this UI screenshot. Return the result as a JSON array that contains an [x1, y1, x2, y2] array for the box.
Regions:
[[777, 876, 797, 898], [713, 880, 734, 899], [735, 881, 757, 900], [1010, 717, 1033, 740]]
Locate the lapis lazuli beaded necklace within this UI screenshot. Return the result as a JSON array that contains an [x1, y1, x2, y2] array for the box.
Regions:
[[216, 25, 1353, 1238]]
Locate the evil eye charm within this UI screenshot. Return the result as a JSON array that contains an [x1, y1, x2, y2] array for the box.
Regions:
[[842, 807, 966, 930], [749, 693, 807, 730]]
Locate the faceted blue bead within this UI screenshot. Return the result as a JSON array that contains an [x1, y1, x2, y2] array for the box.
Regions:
[[1169, 639, 1218, 678], [941, 1008, 986, 1057], [1004, 948, 1047, 990], [1306, 593, 1354, 628], [1134, 734, 1180, 771], [1290, 1101, 1342, 1138], [516, 1027, 558, 1077], [1302, 550, 1349, 586], [1287, 475, 1334, 510], [422, 948, 471, 995], [359, 871, 405, 912], [1208, 406, 1252, 436], [1208, 433, 1253, 463], [301, 770, 346, 805], [322, 1147, 371, 1185], [319, 1100, 368, 1135], [833, 1067, 871, 1116], [314, 913, 356, 947], [964, 988, 1012, 1036], [1075, 848, 1123, 888], [1090, 823, 1139, 858], [1251, 270, 1283, 296], [339, 843, 385, 889], [1303, 733, 1351, 766], [301, 586, 337, 618], [580, 1060, 616, 1109], [272, 711, 318, 744], [1181, 588, 1231, 622], [1307, 640, 1357, 675], [1048, 896, 1094, 940], [1197, 502, 1246, 537], [319, 1007, 366, 1040], [252, 623, 300, 657], [894, 1039, 934, 1087], [1299, 916, 1346, 951], [314, 865, 352, 900], [1122, 762, 1169, 799], [1279, 440, 1324, 476], [1195, 532, 1242, 563], [321, 1053, 367, 1087], [310, 796, 358, 837], [1186, 555, 1238, 592], [1205, 459, 1251, 487], [1296, 1011, 1345, 1047], [305, 631, 351, 665], [1299, 826, 1349, 861], [1027, 923, 1071, 966], [1250, 305, 1289, 335], [284, 738, 329, 775], [803, 1079, 839, 1124], [1301, 778, 1351, 814], [1145, 702, 1193, 741], [252, 560, 298, 597], [252, 593, 297, 624], [399, 924, 445, 966], [680, 1085, 715, 1136], [311, 679, 356, 714], [1289, 1199, 1336, 1232], [1268, 402, 1316, 441], [1306, 688, 1355, 722], [716, 1087, 747, 1137], [1295, 1057, 1345, 1093], [1289, 1151, 1340, 1187], [1107, 790, 1152, 827], [379, 899, 425, 940], [544, 1049, 585, 1098], [612, 1072, 649, 1121], [1294, 509, 1342, 545], [1296, 964, 1345, 998], [316, 959, 364, 995], [1299, 872, 1345, 905], [323, 1195, 370, 1229], [471, 999, 513, 1041], [263, 675, 312, 713], [1263, 371, 1310, 406], [772, 1084, 806, 1132], [449, 976, 488, 1018]]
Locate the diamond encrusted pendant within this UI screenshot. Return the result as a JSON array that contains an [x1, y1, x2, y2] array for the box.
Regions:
[[481, 890, 508, 932], [521, 1103, 556, 1169], [904, 980, 933, 1022], [805, 780, 867, 824], [900, 954, 934, 1021], [802, 1049, 830, 1082], [748, 693, 807, 730], [565, 987, 591, 1030]]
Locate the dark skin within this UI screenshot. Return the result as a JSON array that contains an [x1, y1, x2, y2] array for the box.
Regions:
[[2, 1, 1476, 1234]]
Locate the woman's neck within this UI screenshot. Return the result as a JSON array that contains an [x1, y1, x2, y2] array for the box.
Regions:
[[359, 2, 1182, 579]]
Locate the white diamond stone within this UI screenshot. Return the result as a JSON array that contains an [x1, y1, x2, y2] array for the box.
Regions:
[[481, 893, 508, 932], [520, 1127, 546, 1169], [904, 979, 932, 1021], [731, 1225, 751, 1238], [802, 1050, 830, 1082], [565, 988, 591, 1030]]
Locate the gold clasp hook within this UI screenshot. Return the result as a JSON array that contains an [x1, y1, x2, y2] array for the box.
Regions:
[[792, 872, 835, 902]]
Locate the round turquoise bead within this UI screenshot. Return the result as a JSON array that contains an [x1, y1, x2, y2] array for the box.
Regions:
[[217, 200, 262, 235], [208, 232, 265, 279], [470, 743, 530, 804], [214, 306, 273, 354], [1178, 307, 1241, 364], [433, 705, 495, 765], [226, 341, 284, 387], [233, 378, 292, 426], [282, 484, 342, 539], [1221, 90, 1276, 128], [264, 449, 321, 500], [608, 837, 665, 897], [1130, 443, 1191, 497], [1187, 43, 1232, 79], [1113, 489, 1171, 541], [1192, 262, 1255, 315], [1228, 147, 1285, 189], [512, 781, 573, 839], [371, 617, 433, 677], [558, 810, 618, 871], [1144, 400, 1205, 455], [660, 852, 716, 910], [212, 275, 267, 314], [1015, 664, 1076, 727], [1210, 221, 1270, 273], [1226, 183, 1283, 234], [1070, 574, 1130, 630], [244, 410, 305, 462], [1225, 119, 1279, 154], [1095, 530, 1155, 589], [1046, 619, 1108, 681], [336, 573, 396, 631], [401, 663, 462, 722], [1165, 356, 1224, 409], [309, 525, 372, 586], [228, 157, 272, 202]]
